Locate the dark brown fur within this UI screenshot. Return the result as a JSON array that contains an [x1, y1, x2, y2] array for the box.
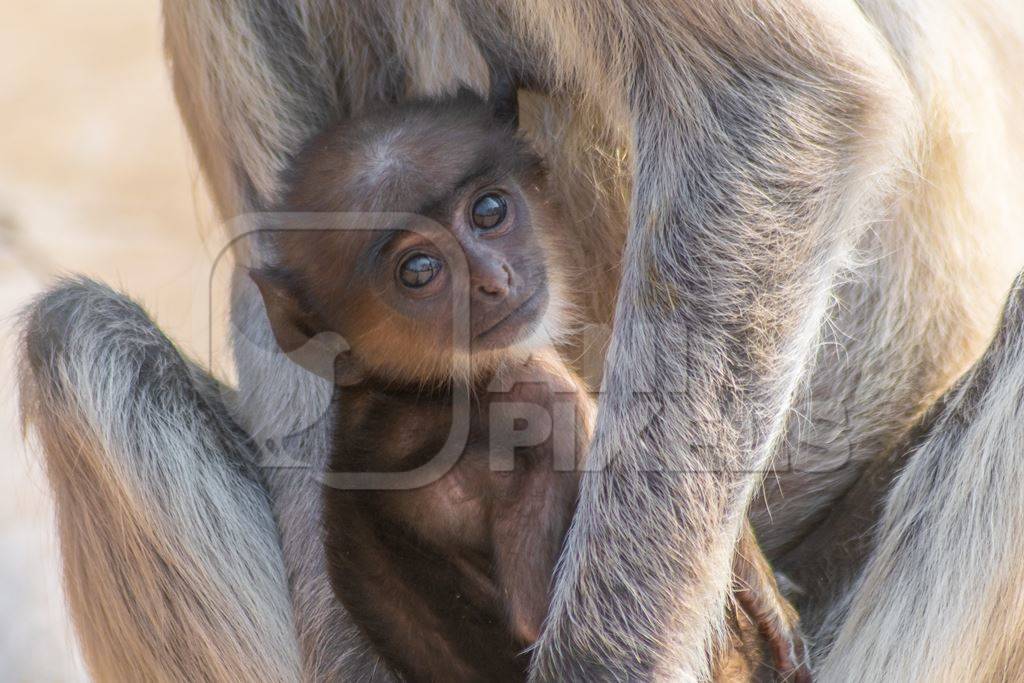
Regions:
[[324, 359, 587, 682]]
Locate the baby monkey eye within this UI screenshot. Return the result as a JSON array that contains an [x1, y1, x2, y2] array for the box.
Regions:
[[398, 253, 442, 288], [470, 192, 508, 230]]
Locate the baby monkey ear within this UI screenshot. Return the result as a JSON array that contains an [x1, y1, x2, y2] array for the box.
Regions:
[[249, 268, 365, 386], [489, 69, 519, 129], [249, 268, 316, 355]]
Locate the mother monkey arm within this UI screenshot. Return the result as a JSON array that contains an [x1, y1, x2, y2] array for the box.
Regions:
[[454, 2, 914, 678]]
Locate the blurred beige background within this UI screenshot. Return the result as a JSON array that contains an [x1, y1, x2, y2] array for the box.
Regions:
[[1, 2, 220, 679]]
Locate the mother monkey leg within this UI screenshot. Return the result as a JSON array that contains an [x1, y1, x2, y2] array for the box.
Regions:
[[18, 279, 303, 681], [800, 274, 1024, 682]]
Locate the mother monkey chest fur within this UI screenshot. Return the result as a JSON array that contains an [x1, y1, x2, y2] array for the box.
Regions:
[[253, 84, 808, 682]]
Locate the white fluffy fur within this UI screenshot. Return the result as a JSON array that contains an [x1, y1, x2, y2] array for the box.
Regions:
[[821, 275, 1024, 681], [19, 279, 302, 682]]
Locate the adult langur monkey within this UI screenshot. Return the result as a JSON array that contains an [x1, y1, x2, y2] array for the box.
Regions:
[[18, 0, 1024, 681]]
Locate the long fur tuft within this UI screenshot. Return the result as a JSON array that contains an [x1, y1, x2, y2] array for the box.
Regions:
[[19, 278, 303, 682]]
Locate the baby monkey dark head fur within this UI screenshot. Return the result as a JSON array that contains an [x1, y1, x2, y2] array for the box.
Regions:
[[253, 83, 569, 387]]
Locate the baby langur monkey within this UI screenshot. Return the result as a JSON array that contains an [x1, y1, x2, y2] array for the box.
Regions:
[[253, 80, 810, 682]]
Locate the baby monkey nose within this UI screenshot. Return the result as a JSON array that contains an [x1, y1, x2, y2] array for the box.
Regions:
[[474, 262, 512, 299]]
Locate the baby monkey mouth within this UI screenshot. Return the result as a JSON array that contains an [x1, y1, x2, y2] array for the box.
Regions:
[[473, 287, 549, 349]]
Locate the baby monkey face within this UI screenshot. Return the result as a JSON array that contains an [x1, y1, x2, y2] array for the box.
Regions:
[[257, 90, 563, 384], [374, 183, 551, 352], [259, 175, 559, 384]]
